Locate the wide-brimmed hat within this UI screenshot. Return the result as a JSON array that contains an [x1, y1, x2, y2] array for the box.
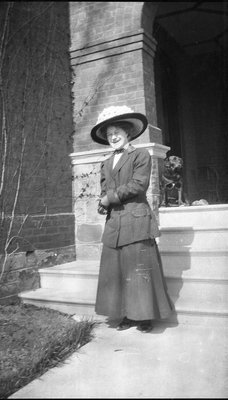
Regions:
[[91, 106, 148, 145]]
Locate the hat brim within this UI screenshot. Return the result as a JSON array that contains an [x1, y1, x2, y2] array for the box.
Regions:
[[91, 113, 148, 145]]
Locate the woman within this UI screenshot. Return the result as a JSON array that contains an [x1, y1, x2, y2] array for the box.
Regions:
[[91, 106, 173, 333]]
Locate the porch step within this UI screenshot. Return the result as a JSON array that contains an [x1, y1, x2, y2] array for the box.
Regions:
[[39, 260, 99, 301], [36, 261, 228, 307], [19, 257, 228, 327], [157, 226, 228, 250], [20, 287, 98, 317], [19, 205, 228, 327], [160, 249, 228, 279], [166, 276, 228, 306], [158, 204, 228, 228], [21, 269, 228, 308], [20, 286, 228, 327]]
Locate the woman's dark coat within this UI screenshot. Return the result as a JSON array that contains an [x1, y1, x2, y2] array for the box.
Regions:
[[96, 143, 174, 320], [100, 144, 160, 248]]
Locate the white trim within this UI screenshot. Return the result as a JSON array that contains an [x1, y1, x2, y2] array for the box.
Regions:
[[159, 204, 228, 213], [70, 143, 170, 165]]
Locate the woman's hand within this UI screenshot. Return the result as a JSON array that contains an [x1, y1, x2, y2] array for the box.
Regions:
[[98, 196, 109, 215], [100, 195, 109, 207]]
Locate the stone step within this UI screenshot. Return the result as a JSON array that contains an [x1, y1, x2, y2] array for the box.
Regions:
[[160, 250, 228, 279], [166, 276, 228, 306], [19, 288, 228, 328], [20, 288, 97, 316], [39, 261, 99, 300], [39, 260, 99, 275], [158, 204, 228, 228], [37, 259, 228, 307], [39, 249, 228, 280], [19, 205, 228, 328], [158, 227, 228, 250], [171, 299, 228, 328]]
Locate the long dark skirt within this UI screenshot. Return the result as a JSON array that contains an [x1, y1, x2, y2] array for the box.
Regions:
[[95, 239, 174, 321]]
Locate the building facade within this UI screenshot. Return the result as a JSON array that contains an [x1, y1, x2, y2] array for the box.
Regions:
[[0, 1, 227, 301], [69, 1, 228, 259]]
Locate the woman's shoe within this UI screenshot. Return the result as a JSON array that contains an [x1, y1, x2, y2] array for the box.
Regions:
[[116, 317, 135, 331], [137, 320, 153, 333]]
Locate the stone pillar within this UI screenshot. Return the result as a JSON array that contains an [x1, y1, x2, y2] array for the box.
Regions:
[[70, 143, 169, 260], [70, 148, 110, 260]]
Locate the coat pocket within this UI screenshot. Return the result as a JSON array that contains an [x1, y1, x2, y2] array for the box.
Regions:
[[117, 206, 151, 245], [131, 205, 151, 217]]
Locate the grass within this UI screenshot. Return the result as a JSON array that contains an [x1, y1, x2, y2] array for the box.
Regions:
[[0, 301, 96, 399]]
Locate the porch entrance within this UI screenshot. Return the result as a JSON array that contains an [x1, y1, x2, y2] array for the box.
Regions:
[[153, 1, 228, 204]]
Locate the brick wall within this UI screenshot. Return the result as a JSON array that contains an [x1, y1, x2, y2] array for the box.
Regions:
[[69, 1, 162, 152], [1, 2, 74, 215], [0, 2, 76, 301]]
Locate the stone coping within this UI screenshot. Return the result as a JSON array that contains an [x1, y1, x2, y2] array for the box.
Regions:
[[159, 204, 228, 212], [70, 142, 170, 165]]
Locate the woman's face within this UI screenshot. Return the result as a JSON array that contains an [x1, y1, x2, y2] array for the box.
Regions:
[[106, 125, 129, 150]]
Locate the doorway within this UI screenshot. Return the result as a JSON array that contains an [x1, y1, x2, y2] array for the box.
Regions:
[[153, 1, 228, 204]]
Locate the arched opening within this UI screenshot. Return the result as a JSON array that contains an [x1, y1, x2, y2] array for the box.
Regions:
[[153, 1, 228, 204]]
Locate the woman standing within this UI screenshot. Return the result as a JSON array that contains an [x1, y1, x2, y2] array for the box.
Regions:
[[91, 106, 173, 333]]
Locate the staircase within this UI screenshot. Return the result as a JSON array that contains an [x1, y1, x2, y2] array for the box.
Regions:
[[20, 204, 228, 327]]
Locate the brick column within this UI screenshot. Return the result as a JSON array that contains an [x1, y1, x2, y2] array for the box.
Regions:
[[69, 2, 167, 259], [69, 1, 162, 152]]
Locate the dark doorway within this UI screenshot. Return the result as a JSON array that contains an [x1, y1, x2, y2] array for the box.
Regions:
[[153, 23, 182, 158], [153, 1, 228, 204]]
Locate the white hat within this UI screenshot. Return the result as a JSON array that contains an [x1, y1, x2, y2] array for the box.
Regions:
[[91, 106, 148, 145]]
